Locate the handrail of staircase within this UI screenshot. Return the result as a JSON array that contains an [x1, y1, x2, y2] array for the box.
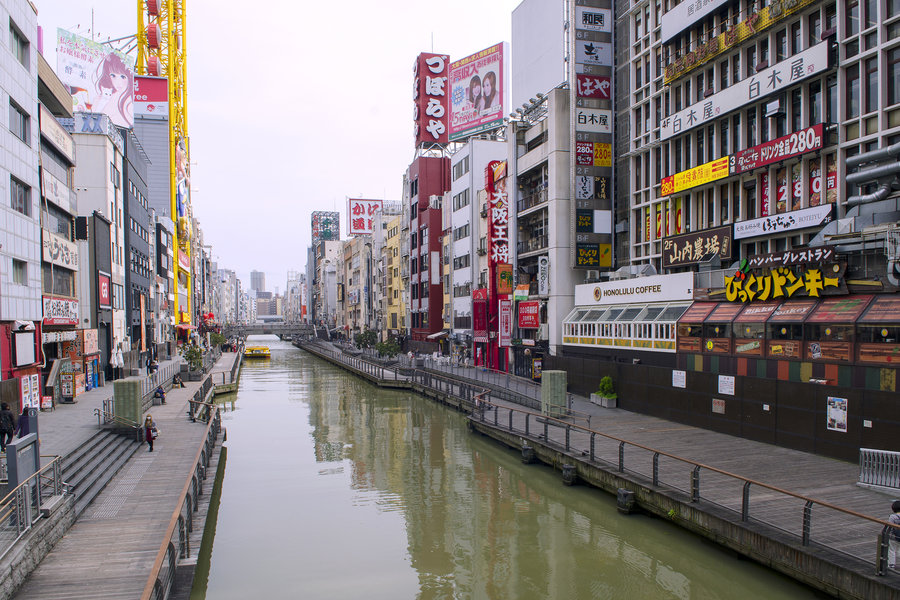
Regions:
[[92, 408, 143, 442]]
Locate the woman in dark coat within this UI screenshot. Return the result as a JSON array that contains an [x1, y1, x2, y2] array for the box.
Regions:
[[144, 414, 157, 452], [0, 403, 16, 452]]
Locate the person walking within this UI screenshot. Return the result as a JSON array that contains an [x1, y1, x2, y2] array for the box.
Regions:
[[889, 499, 900, 569], [14, 405, 30, 438], [0, 403, 16, 452], [144, 415, 158, 452]]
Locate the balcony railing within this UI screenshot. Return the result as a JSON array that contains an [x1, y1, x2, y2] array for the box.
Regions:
[[517, 189, 548, 213], [517, 234, 548, 254]]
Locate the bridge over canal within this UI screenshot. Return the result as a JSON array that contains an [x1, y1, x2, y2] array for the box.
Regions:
[[224, 322, 315, 339]]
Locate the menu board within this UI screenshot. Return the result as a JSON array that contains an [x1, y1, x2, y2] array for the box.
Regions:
[[678, 302, 717, 323], [806, 296, 873, 323]]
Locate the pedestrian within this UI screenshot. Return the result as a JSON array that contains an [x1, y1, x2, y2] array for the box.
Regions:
[[889, 499, 900, 569], [154, 385, 167, 404], [0, 403, 15, 451], [14, 405, 29, 438], [146, 356, 152, 376], [144, 414, 158, 452]]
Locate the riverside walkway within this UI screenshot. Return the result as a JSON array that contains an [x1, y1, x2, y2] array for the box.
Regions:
[[297, 340, 900, 600], [11, 352, 237, 600]]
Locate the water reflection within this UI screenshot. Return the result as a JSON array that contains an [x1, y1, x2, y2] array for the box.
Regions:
[[203, 337, 819, 600]]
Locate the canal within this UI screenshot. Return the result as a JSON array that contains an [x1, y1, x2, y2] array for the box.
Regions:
[[195, 337, 824, 599]]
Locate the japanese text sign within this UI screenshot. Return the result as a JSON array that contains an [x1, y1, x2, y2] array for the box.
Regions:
[[449, 43, 505, 141], [663, 0, 819, 84], [414, 52, 450, 145], [746, 247, 834, 269], [134, 75, 169, 117], [725, 266, 840, 302], [576, 74, 611, 99], [662, 225, 732, 269], [660, 157, 730, 196], [575, 108, 613, 134], [486, 161, 510, 267], [661, 42, 829, 140], [311, 211, 340, 243], [734, 204, 833, 240], [575, 41, 612, 66], [732, 124, 825, 174], [575, 7, 612, 32], [518, 301, 541, 329], [499, 299, 512, 347], [347, 199, 383, 236], [98, 273, 111, 308]]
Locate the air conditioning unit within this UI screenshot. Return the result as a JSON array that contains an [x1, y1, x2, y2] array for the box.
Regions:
[[480, 203, 488, 218], [585, 270, 600, 282]]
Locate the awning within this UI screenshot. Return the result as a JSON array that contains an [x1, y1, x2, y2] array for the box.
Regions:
[[705, 302, 744, 323], [677, 302, 717, 323], [735, 301, 782, 323], [768, 299, 818, 323], [806, 295, 873, 323], [858, 296, 900, 323], [426, 330, 449, 339], [175, 323, 196, 330]]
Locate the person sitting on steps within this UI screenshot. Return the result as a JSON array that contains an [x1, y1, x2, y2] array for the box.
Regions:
[[153, 385, 166, 404], [173, 373, 185, 388]]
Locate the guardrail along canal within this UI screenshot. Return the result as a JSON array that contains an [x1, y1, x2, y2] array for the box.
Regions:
[[196, 337, 820, 599]]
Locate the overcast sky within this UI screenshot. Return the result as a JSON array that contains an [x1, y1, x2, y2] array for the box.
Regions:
[[36, 0, 523, 292]]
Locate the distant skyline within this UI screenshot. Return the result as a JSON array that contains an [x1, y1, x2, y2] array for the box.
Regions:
[[35, 0, 523, 289]]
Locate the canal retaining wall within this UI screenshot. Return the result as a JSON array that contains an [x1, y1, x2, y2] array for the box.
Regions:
[[296, 340, 900, 600]]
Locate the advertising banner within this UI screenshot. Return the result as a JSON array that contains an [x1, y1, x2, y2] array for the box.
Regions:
[[575, 41, 613, 66], [575, 6, 612, 32], [414, 52, 450, 145], [661, 42, 829, 140], [731, 124, 825, 174], [41, 169, 71, 212], [499, 298, 512, 347], [575, 74, 611, 99], [660, 157, 730, 196], [661, 0, 730, 44], [347, 198, 383, 236], [311, 211, 340, 243], [497, 263, 513, 295], [43, 231, 79, 270], [734, 204, 833, 240], [747, 247, 835, 269], [826, 155, 837, 203], [473, 299, 488, 343], [42, 296, 79, 325], [826, 397, 848, 432], [98, 273, 111, 309], [760, 172, 771, 217], [775, 168, 788, 213], [57, 29, 135, 128], [575, 243, 611, 267], [518, 301, 540, 329], [537, 256, 549, 295], [83, 329, 99, 354], [662, 225, 732, 269], [134, 75, 168, 117], [809, 158, 823, 206], [486, 161, 510, 267], [663, 0, 819, 83], [449, 43, 505, 141]]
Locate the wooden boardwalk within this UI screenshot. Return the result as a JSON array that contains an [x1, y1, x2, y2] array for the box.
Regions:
[[11, 355, 234, 600]]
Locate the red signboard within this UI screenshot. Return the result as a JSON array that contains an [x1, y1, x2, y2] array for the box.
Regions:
[[413, 52, 450, 145], [473, 299, 488, 343], [518, 301, 540, 329], [499, 298, 512, 347], [486, 161, 510, 268], [98, 273, 111, 308], [731, 124, 825, 174], [575, 74, 611, 99]]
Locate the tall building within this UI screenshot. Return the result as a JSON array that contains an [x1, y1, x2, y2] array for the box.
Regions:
[[250, 270, 266, 293], [121, 130, 153, 358]]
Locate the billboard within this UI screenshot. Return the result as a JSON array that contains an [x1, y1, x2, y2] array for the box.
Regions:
[[134, 75, 168, 117], [57, 29, 135, 128], [413, 52, 450, 145], [348, 199, 383, 236], [449, 43, 505, 141], [311, 211, 340, 244]]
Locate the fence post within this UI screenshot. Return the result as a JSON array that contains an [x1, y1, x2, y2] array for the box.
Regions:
[[618, 442, 625, 473], [691, 466, 701, 502], [590, 433, 595, 461], [652, 453, 660, 486], [802, 500, 813, 546]]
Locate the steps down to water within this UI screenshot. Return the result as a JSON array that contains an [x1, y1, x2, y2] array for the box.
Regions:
[[60, 430, 141, 516]]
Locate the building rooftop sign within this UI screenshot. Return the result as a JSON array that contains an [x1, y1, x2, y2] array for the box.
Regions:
[[660, 0, 730, 45]]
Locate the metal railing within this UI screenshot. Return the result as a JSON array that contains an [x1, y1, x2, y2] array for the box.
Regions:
[[141, 408, 222, 600], [92, 408, 144, 441], [0, 457, 64, 562], [469, 398, 900, 575], [859, 448, 900, 489], [98, 360, 184, 426]]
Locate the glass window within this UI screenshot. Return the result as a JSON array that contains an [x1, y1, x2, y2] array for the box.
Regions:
[[847, 1, 860, 36], [12, 259, 26, 285], [865, 57, 878, 113], [8, 100, 29, 144], [808, 80, 822, 125], [10, 177, 30, 216], [846, 63, 860, 119], [890, 48, 900, 107], [9, 21, 28, 70]]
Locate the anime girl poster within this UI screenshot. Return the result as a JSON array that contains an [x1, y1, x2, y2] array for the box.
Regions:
[[57, 29, 135, 128]]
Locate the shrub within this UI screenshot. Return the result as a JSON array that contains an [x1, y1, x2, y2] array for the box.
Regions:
[[597, 375, 617, 399], [375, 338, 401, 358]]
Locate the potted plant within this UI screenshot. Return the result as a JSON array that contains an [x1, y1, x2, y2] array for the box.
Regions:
[[590, 375, 617, 408], [180, 344, 204, 380]]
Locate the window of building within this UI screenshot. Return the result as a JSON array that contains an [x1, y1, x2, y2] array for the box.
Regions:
[[808, 80, 822, 125], [9, 100, 29, 144], [776, 29, 787, 62], [746, 45, 757, 78], [791, 21, 802, 55], [42, 264, 73, 297], [746, 107, 757, 147], [9, 20, 29, 70], [42, 203, 71, 237], [846, 63, 860, 119], [846, 1, 860, 37], [808, 11, 822, 46], [452, 156, 470, 181], [865, 57, 878, 113], [889, 47, 900, 106], [12, 259, 26, 285], [10, 177, 30, 216], [452, 188, 470, 211], [791, 89, 802, 132]]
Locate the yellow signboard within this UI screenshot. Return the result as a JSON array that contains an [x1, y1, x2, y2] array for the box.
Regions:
[[660, 157, 730, 196], [663, 0, 818, 85], [593, 143, 612, 167]]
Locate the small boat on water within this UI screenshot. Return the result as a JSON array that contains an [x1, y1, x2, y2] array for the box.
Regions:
[[244, 346, 271, 359]]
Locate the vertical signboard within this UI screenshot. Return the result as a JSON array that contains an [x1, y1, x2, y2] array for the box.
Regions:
[[499, 298, 512, 347], [571, 0, 614, 271], [134, 75, 169, 117], [413, 52, 450, 145]]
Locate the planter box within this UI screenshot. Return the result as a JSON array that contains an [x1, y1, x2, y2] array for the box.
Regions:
[[590, 393, 617, 408]]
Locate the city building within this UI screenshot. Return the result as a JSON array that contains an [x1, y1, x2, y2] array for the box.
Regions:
[[121, 129, 153, 360], [250, 270, 266, 293]]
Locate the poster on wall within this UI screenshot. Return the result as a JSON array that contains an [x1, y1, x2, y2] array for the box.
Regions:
[[826, 396, 848, 432], [672, 370, 686, 388], [56, 29, 135, 128], [718, 375, 735, 396]]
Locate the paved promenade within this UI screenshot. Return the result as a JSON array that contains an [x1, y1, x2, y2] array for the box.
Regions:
[[13, 352, 237, 600]]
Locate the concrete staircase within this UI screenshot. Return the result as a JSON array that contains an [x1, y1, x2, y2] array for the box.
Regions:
[[60, 430, 140, 516]]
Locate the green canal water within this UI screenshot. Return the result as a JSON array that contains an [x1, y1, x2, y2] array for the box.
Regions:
[[194, 336, 825, 599]]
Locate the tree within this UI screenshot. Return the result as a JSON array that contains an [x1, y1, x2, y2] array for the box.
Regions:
[[355, 329, 377, 349], [209, 332, 225, 347], [180, 344, 204, 371], [375, 338, 401, 358]]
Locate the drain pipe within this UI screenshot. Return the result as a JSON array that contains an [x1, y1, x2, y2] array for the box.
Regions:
[[846, 162, 900, 185], [847, 142, 900, 168], [845, 183, 894, 208]]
